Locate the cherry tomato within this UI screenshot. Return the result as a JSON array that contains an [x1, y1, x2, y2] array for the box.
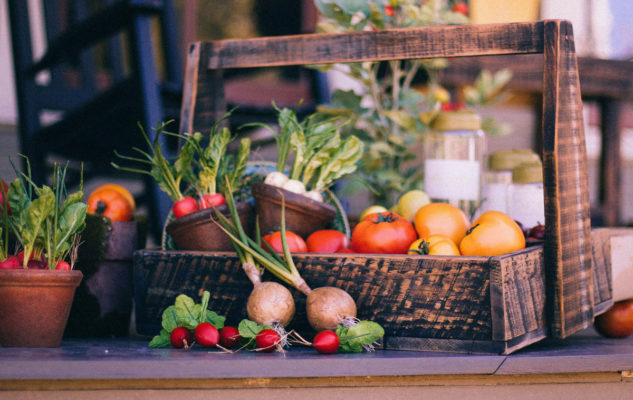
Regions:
[[384, 4, 395, 16], [170, 326, 193, 348], [408, 234, 460, 256], [452, 1, 468, 15], [594, 300, 633, 338], [306, 230, 351, 253], [219, 326, 241, 348], [194, 322, 220, 347], [313, 330, 340, 354], [414, 203, 471, 245], [255, 328, 281, 352], [87, 189, 133, 222], [89, 184, 135, 213], [199, 193, 226, 209], [172, 196, 199, 218], [351, 211, 418, 254], [459, 211, 526, 256], [0, 179, 10, 216], [262, 231, 307, 253]]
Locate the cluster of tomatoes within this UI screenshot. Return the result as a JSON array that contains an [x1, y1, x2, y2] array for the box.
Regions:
[[261, 202, 526, 258]]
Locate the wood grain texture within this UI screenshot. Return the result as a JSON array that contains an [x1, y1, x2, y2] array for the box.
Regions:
[[590, 228, 613, 315], [541, 20, 594, 338], [171, 19, 602, 350]]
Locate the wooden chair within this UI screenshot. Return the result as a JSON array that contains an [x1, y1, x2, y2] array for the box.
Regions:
[[7, 0, 183, 234], [178, 20, 599, 339]]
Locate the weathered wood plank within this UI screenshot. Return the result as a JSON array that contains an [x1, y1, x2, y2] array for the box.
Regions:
[[541, 20, 594, 338], [202, 22, 544, 70]]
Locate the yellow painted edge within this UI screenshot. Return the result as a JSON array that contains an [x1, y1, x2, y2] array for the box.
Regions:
[[0, 372, 627, 391]]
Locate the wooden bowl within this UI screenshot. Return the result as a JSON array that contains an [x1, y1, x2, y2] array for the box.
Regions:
[[252, 182, 337, 238], [165, 202, 252, 251]]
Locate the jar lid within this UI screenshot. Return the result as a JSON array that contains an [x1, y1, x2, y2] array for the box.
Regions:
[[489, 149, 540, 171], [432, 110, 481, 131], [512, 160, 543, 183]]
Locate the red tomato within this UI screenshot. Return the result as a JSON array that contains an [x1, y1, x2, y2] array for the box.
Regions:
[[384, 4, 395, 16], [594, 300, 633, 338], [172, 196, 199, 218], [262, 231, 307, 253], [351, 211, 418, 254], [452, 1, 468, 15], [0, 179, 10, 215], [199, 193, 226, 209], [336, 247, 357, 254], [306, 230, 351, 253]]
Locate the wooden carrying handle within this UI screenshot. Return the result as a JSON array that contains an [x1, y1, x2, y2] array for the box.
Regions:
[[180, 20, 593, 338]]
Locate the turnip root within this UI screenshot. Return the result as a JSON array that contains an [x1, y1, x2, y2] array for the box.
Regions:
[[264, 171, 288, 187], [247, 281, 295, 327], [306, 286, 357, 332], [304, 190, 323, 203], [281, 179, 306, 194]]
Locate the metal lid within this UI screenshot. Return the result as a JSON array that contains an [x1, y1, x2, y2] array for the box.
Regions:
[[489, 148, 540, 171], [512, 160, 543, 183], [432, 110, 482, 131]]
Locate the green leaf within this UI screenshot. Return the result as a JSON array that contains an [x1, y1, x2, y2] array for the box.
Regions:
[[336, 321, 384, 353], [174, 294, 200, 329], [238, 319, 268, 339], [161, 305, 179, 332], [204, 311, 226, 329], [149, 329, 172, 348], [381, 110, 417, 131]]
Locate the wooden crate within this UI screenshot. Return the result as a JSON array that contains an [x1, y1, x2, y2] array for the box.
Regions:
[[133, 20, 611, 353], [134, 229, 611, 354]]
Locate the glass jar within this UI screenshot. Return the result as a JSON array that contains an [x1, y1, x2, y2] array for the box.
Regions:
[[477, 149, 541, 217], [507, 160, 545, 230], [423, 111, 485, 217]]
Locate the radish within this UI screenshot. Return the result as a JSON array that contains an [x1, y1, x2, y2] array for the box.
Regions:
[[219, 326, 241, 348], [255, 328, 281, 352], [172, 196, 198, 218], [215, 181, 358, 336], [313, 330, 340, 354], [281, 179, 306, 194], [194, 322, 220, 347], [170, 327, 193, 348], [55, 260, 71, 271], [0, 255, 20, 269]]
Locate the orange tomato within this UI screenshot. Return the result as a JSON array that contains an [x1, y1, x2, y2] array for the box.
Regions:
[[89, 184, 135, 213], [87, 189, 133, 222], [413, 203, 471, 245], [459, 210, 525, 256], [408, 235, 460, 256]]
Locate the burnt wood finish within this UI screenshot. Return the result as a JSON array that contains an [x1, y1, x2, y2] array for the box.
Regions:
[[177, 20, 599, 342], [133, 227, 611, 354]]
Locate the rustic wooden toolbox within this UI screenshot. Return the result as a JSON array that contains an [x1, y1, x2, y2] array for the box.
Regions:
[[134, 20, 613, 354]]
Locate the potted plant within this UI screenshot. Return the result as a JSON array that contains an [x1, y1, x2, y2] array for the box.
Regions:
[[252, 105, 362, 238], [314, 0, 512, 207], [114, 116, 252, 251], [0, 162, 86, 347]]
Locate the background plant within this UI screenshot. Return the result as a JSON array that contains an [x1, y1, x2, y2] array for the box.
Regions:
[[314, 0, 512, 205]]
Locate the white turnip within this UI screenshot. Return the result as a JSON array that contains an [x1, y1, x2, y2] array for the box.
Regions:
[[264, 171, 288, 187]]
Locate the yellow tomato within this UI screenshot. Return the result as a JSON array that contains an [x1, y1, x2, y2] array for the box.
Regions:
[[413, 203, 471, 245], [396, 190, 431, 221], [359, 205, 388, 221], [408, 235, 460, 256], [459, 210, 526, 256]]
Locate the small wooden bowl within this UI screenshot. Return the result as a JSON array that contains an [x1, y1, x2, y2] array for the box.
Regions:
[[166, 202, 252, 251], [252, 182, 337, 238]]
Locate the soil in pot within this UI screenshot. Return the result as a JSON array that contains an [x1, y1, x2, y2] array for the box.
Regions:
[[252, 182, 337, 238], [0, 269, 83, 347]]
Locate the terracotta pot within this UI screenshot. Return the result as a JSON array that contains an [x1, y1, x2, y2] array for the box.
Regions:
[[166, 202, 252, 251], [252, 182, 337, 238], [65, 216, 141, 338], [0, 269, 83, 347]]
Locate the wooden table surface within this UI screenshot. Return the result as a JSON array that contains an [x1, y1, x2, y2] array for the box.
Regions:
[[0, 327, 631, 399]]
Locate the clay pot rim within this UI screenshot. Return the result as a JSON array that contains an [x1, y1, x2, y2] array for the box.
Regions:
[[165, 202, 251, 235], [0, 269, 83, 286], [252, 182, 337, 216]]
